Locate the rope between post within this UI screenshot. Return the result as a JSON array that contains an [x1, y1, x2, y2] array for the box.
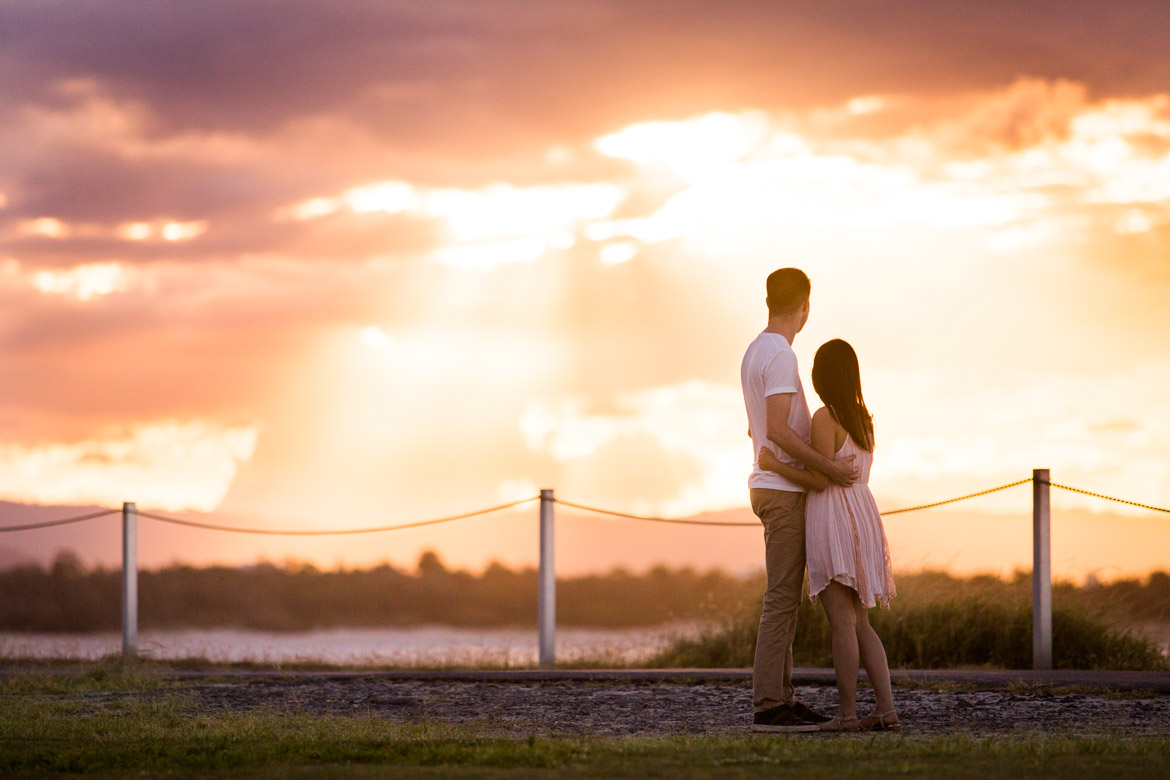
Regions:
[[554, 500, 759, 526], [561, 480, 1031, 525], [0, 508, 121, 533], [879, 479, 1031, 515], [4, 479, 1163, 539], [1048, 483, 1170, 514], [135, 496, 541, 536]]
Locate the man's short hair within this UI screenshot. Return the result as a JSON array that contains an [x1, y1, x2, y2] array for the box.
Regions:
[[766, 268, 810, 316]]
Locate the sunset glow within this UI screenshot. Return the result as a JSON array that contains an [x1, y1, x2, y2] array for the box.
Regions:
[[2, 2, 1168, 580]]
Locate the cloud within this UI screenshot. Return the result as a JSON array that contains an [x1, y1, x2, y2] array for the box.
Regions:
[[866, 361, 1170, 518], [585, 83, 1170, 274], [3, 76, 1167, 449], [0, 420, 258, 511], [30, 262, 132, 301], [925, 79, 1092, 155], [280, 178, 624, 268], [4, 2, 1169, 167], [4, 2, 1168, 277], [521, 381, 748, 516]]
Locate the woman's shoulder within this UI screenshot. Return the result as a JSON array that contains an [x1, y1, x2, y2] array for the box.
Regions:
[[812, 407, 852, 451], [811, 406, 840, 428]]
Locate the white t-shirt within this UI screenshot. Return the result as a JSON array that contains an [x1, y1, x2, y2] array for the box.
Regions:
[[741, 331, 812, 492]]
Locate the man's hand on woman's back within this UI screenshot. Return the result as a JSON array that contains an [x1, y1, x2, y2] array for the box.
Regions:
[[826, 454, 859, 486]]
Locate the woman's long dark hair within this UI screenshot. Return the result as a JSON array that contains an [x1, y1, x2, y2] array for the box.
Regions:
[[811, 339, 874, 452]]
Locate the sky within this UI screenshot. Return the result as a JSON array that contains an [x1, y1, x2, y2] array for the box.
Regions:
[[1, 1, 1168, 581]]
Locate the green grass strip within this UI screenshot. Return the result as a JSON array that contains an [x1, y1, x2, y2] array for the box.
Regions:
[[2, 691, 1168, 778]]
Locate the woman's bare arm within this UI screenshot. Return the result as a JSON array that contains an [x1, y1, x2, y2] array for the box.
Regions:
[[756, 408, 843, 493], [757, 446, 830, 491], [765, 393, 857, 485]]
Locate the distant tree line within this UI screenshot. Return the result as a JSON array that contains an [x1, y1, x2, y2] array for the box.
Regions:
[[0, 550, 759, 631], [890, 568, 1170, 625], [1, 550, 1166, 632]]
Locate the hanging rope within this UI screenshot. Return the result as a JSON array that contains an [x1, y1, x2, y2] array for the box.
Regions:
[[879, 479, 1032, 515], [559, 480, 1034, 524], [0, 479, 1163, 538], [134, 496, 540, 536], [0, 508, 120, 533], [555, 499, 759, 526], [1048, 482, 1170, 514]]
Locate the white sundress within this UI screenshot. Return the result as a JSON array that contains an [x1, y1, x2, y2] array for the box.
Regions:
[[805, 432, 896, 608]]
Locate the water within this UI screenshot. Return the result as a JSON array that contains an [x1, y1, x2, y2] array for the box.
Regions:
[[0, 625, 694, 667]]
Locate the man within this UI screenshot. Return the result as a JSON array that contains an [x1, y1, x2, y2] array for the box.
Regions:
[[740, 268, 859, 732]]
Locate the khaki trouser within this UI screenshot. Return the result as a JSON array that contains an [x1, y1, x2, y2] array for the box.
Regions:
[[749, 488, 807, 712]]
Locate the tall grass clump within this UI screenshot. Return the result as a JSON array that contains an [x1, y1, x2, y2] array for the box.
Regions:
[[648, 591, 1168, 671]]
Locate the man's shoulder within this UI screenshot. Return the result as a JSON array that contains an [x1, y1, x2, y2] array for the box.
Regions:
[[744, 331, 793, 360]]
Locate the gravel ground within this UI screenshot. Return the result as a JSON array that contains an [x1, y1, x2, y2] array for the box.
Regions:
[[69, 679, 1170, 738]]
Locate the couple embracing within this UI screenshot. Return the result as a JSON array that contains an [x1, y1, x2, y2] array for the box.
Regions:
[[741, 268, 899, 733]]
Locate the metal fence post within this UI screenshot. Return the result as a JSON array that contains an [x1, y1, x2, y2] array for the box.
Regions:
[[538, 489, 556, 668], [122, 501, 138, 659], [1032, 470, 1052, 670]]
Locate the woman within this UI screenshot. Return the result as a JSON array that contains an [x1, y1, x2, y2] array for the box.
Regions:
[[758, 338, 899, 732]]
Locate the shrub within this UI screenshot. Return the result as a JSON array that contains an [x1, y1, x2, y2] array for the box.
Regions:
[[648, 593, 1169, 671]]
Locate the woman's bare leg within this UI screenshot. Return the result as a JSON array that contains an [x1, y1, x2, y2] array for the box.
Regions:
[[853, 598, 895, 715], [819, 581, 860, 719]]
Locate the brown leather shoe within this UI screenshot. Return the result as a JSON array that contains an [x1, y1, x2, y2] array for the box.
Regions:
[[790, 700, 830, 724], [751, 704, 821, 733]]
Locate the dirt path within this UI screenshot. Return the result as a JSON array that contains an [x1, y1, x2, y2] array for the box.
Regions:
[[74, 678, 1170, 737]]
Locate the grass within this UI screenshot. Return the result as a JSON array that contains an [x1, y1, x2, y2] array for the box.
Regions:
[[3, 671, 1168, 777], [0, 656, 188, 695], [1, 687, 1168, 778], [647, 595, 1169, 671]]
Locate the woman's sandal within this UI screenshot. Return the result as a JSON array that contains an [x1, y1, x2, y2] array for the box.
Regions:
[[819, 715, 861, 732], [858, 711, 900, 731]]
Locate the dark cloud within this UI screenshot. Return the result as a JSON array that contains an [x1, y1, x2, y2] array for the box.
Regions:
[[3, 148, 271, 222], [3, 1, 1168, 147], [1, 1, 617, 144]]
